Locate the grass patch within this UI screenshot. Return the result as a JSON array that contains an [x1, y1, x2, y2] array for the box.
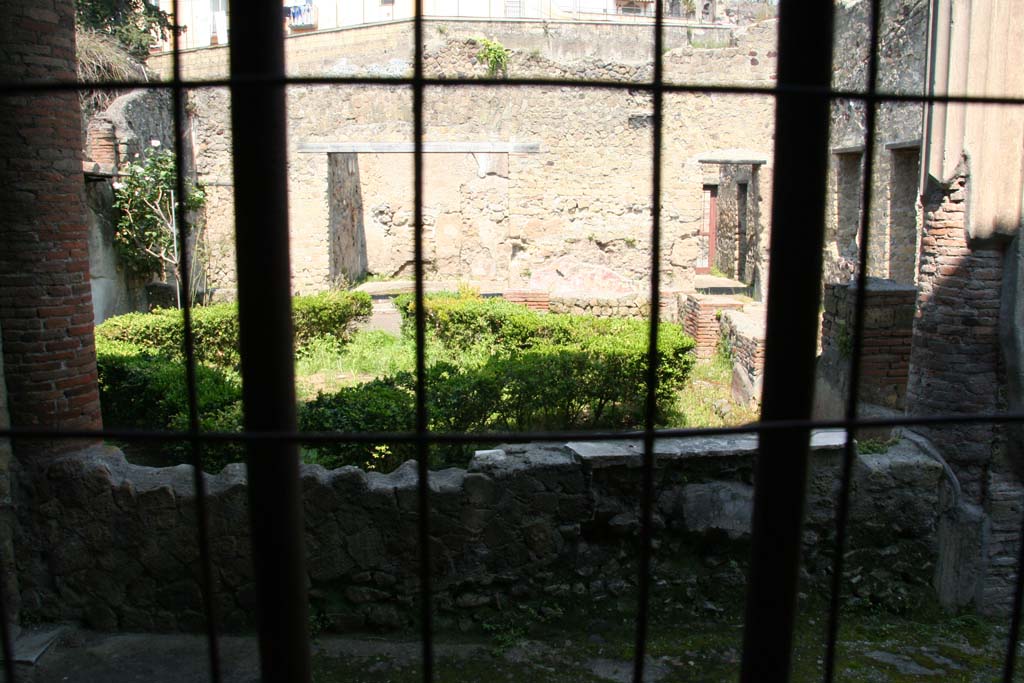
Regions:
[[674, 347, 758, 428]]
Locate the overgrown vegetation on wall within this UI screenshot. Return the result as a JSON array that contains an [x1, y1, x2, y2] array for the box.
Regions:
[[475, 38, 509, 78], [75, 0, 172, 58]]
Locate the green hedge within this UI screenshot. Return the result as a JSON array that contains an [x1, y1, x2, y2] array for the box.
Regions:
[[299, 315, 696, 469], [394, 292, 695, 401], [96, 291, 372, 369], [96, 338, 244, 471]]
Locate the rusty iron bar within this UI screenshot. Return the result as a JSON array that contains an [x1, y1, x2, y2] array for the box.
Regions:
[[739, 0, 835, 680], [229, 1, 311, 680]]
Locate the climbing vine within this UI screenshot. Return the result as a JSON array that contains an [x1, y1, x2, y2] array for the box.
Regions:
[[112, 144, 206, 304], [476, 38, 509, 78]]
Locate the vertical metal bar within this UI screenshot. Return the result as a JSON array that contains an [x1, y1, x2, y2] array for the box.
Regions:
[[1003, 509, 1024, 682], [823, 1, 883, 680], [0, 546, 15, 683], [169, 1, 223, 679], [412, 0, 434, 681], [739, 1, 835, 680], [632, 0, 664, 680], [229, 2, 311, 681]]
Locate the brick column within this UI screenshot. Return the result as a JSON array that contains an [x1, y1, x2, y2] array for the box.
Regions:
[[905, 173, 1005, 502], [0, 0, 103, 443]]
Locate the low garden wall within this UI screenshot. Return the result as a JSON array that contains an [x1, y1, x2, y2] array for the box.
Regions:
[[719, 307, 766, 407], [549, 292, 681, 322], [16, 431, 946, 633]]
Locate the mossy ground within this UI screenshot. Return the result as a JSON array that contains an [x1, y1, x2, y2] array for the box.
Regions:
[[309, 584, 1023, 682]]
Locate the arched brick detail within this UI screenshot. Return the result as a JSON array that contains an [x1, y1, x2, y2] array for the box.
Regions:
[[0, 0, 102, 439]]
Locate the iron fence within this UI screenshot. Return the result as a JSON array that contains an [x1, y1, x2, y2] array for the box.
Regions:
[[2, 0, 1024, 681]]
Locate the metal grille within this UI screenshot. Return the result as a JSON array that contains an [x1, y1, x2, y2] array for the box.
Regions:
[[2, 0, 1024, 682]]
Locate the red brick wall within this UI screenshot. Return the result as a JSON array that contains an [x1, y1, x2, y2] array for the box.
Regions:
[[820, 279, 916, 410], [0, 0, 103, 437], [682, 294, 744, 358], [502, 290, 550, 312], [906, 173, 1005, 502]]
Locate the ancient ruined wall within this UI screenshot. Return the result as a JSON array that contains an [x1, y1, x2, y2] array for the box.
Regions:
[[17, 433, 945, 631], [825, 0, 928, 284], [328, 153, 369, 284], [814, 278, 916, 420], [712, 163, 761, 284], [906, 173, 1006, 500], [682, 293, 743, 358], [0, 0, 102, 438], [904, 171, 1017, 613], [718, 307, 765, 407], [148, 18, 737, 81], [187, 22, 777, 297]]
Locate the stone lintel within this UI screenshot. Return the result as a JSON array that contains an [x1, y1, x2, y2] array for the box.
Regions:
[[885, 138, 922, 150], [296, 141, 542, 154]]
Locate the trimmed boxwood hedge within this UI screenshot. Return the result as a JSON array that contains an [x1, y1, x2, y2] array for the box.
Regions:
[[96, 291, 372, 369], [98, 291, 697, 473], [299, 294, 697, 470], [95, 337, 244, 471]]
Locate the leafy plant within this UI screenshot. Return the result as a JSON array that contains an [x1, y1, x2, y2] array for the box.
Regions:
[[112, 146, 206, 305], [476, 38, 509, 78], [75, 0, 174, 58]]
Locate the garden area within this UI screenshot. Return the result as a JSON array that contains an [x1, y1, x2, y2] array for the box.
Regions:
[[95, 289, 757, 472]]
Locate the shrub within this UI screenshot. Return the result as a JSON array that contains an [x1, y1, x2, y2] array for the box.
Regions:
[[298, 379, 416, 471], [301, 322, 695, 471], [96, 291, 372, 368], [96, 338, 242, 429], [96, 338, 244, 471], [395, 292, 696, 397]]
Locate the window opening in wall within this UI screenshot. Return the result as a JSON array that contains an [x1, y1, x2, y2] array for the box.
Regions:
[[505, 0, 522, 17]]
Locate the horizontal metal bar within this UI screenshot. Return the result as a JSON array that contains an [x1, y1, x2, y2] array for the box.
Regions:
[[297, 141, 541, 153], [3, 412, 1023, 445]]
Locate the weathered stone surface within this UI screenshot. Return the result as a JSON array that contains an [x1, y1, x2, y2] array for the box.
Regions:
[[682, 482, 754, 539], [15, 432, 943, 632]]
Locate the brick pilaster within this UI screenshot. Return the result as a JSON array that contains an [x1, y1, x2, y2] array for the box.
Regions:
[[905, 173, 1005, 503], [0, 0, 103, 441]]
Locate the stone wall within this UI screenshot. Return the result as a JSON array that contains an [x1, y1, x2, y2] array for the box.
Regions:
[[173, 21, 777, 298], [711, 163, 762, 286], [82, 89, 188, 320], [148, 18, 738, 81], [815, 278, 916, 418], [824, 0, 927, 285], [681, 293, 743, 357], [548, 292, 679, 322], [0, 0, 103, 440], [718, 306, 764, 407], [328, 153, 370, 284], [16, 432, 945, 632]]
